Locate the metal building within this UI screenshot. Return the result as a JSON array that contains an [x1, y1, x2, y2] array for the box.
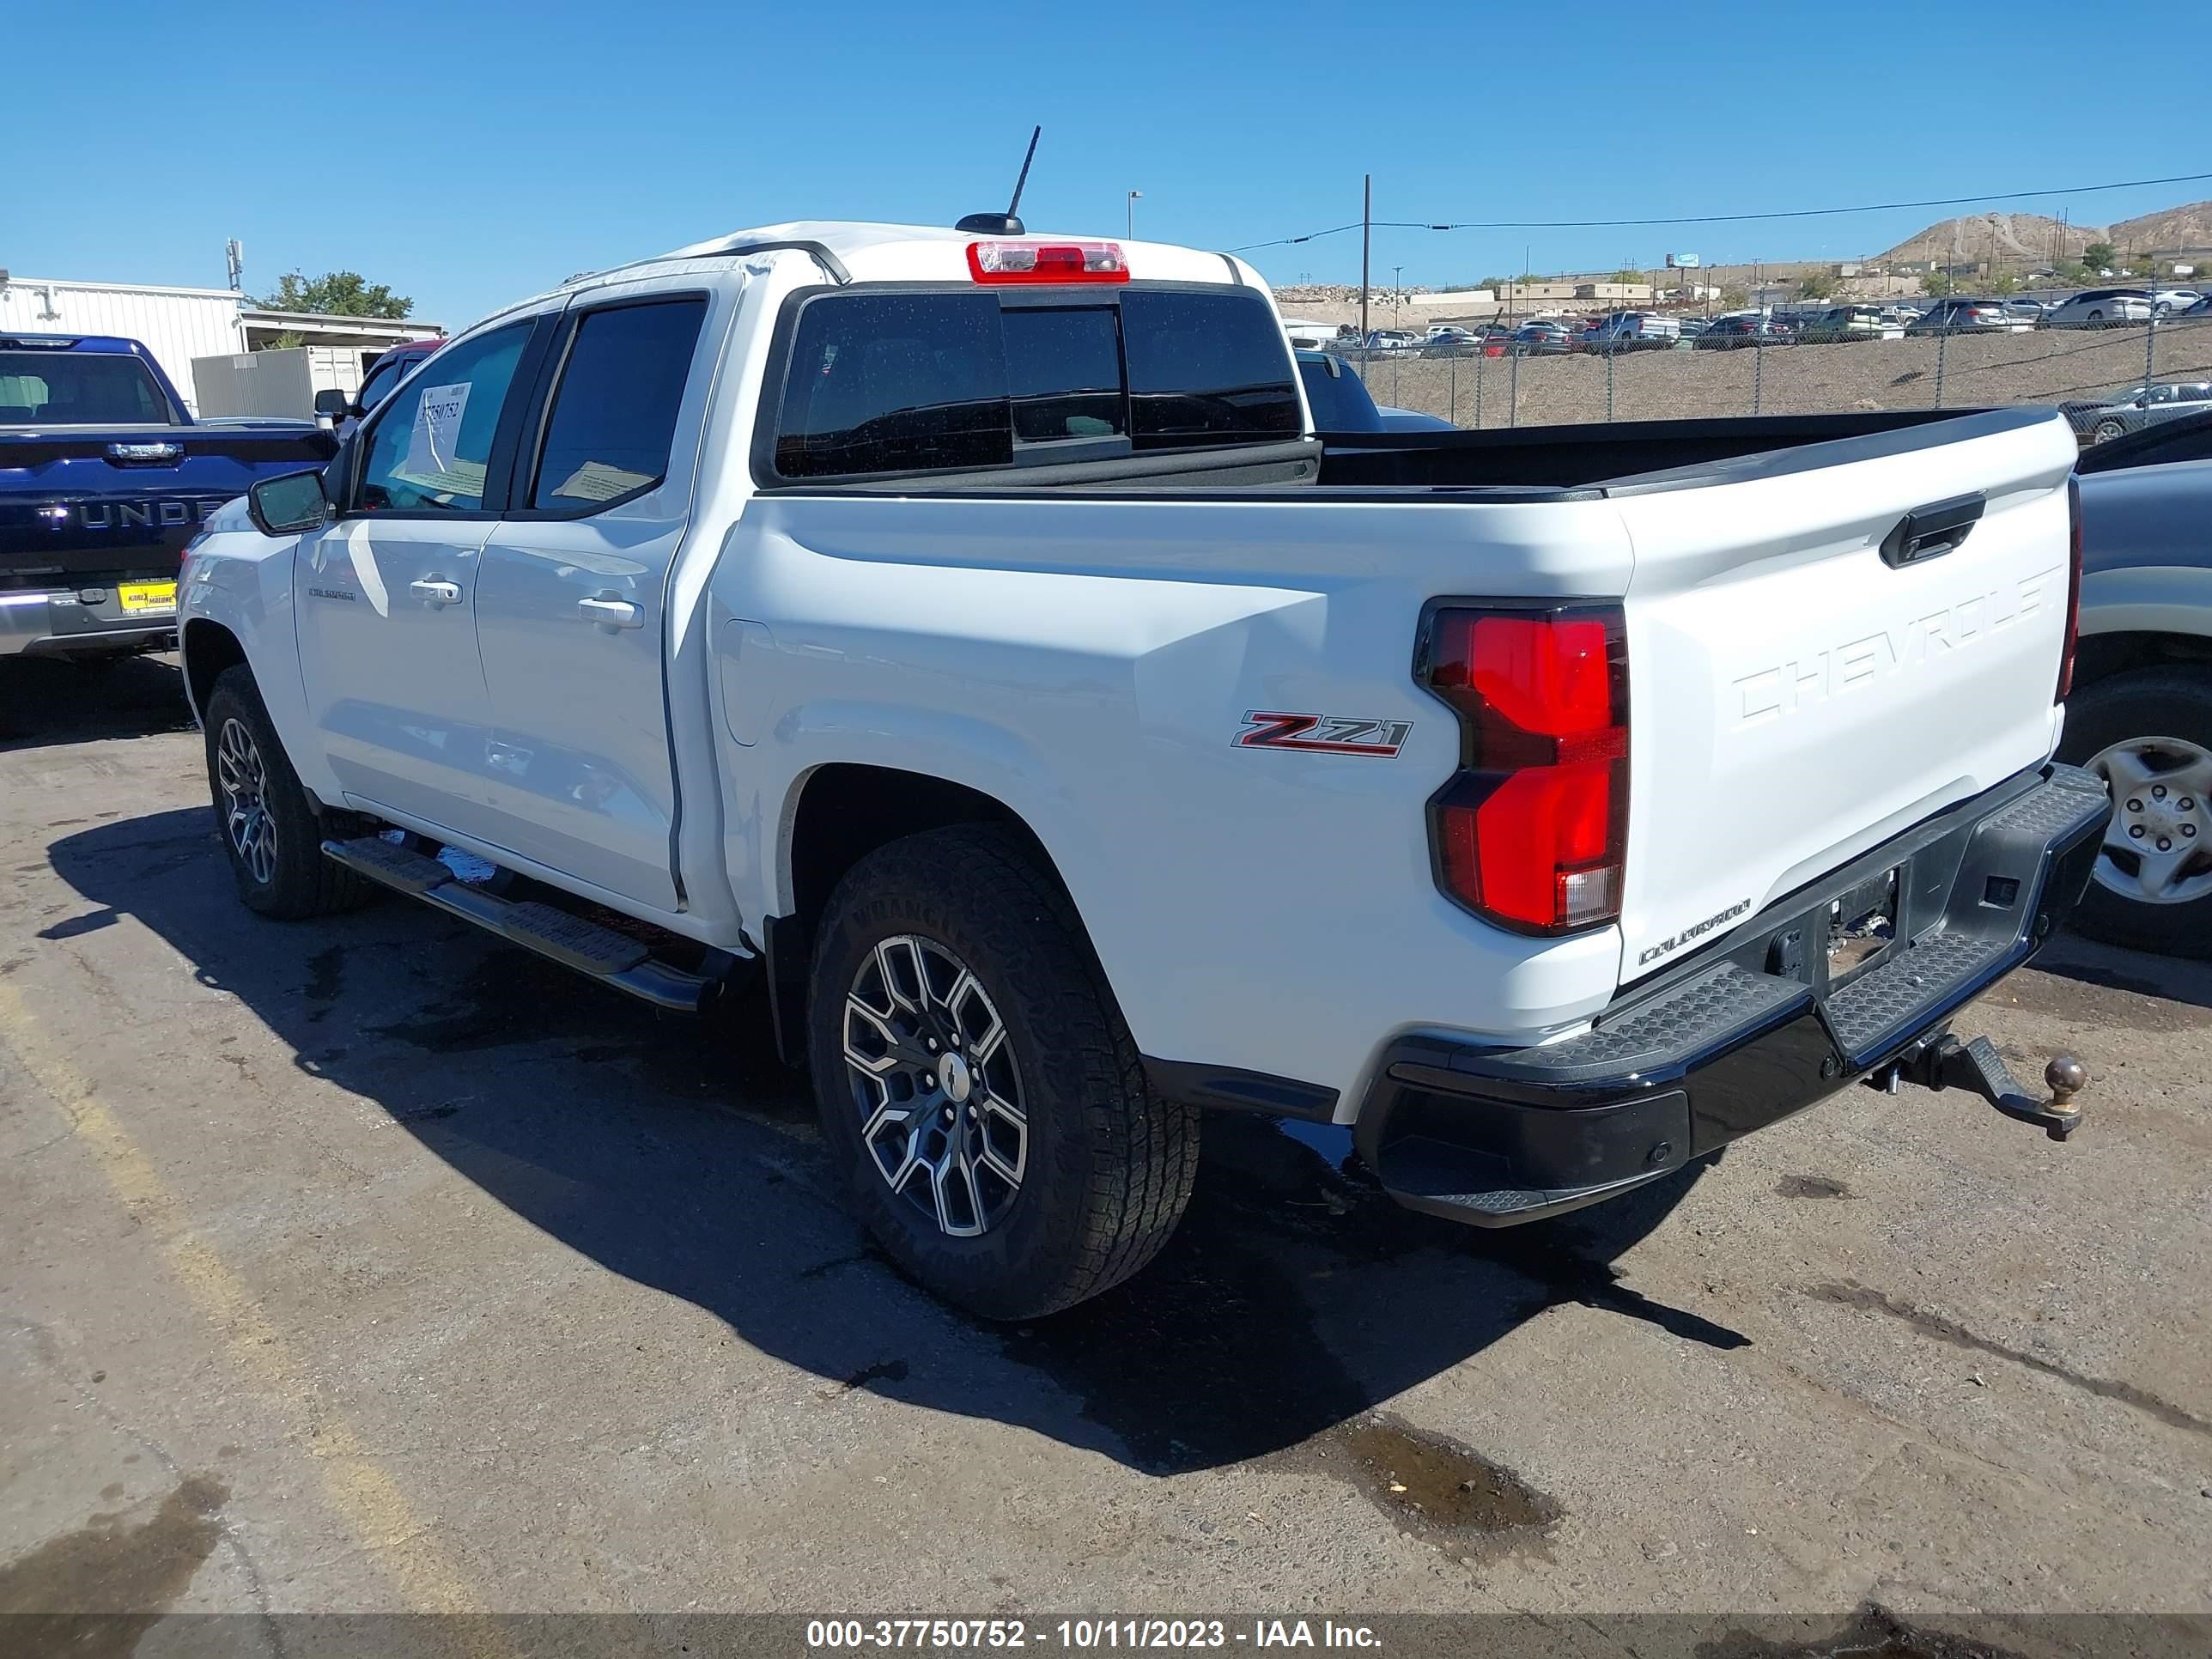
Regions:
[[0, 275, 443, 416]]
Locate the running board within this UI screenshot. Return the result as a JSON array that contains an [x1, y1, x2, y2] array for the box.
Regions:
[[322, 836, 724, 1013]]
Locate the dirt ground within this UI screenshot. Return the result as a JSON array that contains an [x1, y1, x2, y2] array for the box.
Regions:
[[1346, 320, 2212, 428], [3, 654, 2209, 1652]]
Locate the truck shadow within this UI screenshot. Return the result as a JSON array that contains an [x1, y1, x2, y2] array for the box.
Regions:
[[0, 654, 195, 751], [50, 809, 1734, 1477]]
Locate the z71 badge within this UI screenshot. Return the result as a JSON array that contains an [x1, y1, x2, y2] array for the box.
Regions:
[[1233, 711, 1413, 757]]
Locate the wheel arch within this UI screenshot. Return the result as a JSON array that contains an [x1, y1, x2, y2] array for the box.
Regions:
[[180, 617, 249, 721], [2072, 628, 2212, 692], [762, 763, 1086, 1066]]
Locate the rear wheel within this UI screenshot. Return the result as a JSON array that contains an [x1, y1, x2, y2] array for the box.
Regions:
[[2058, 668, 2212, 957], [2094, 419, 2126, 443], [807, 824, 1198, 1319], [202, 665, 376, 920]]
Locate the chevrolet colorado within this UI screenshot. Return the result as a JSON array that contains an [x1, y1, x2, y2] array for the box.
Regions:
[[3, 332, 336, 660], [178, 222, 2108, 1317]]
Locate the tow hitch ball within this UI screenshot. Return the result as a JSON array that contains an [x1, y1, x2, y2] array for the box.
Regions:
[[1874, 1034, 2089, 1141]]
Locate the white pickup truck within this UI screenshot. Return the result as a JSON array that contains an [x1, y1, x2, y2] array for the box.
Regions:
[[178, 220, 2110, 1318]]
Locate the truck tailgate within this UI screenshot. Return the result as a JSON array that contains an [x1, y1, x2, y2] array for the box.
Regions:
[[1612, 410, 2078, 981]]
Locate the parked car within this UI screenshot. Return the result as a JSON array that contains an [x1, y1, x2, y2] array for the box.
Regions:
[[2153, 289, 2203, 316], [179, 219, 2106, 1317], [1905, 298, 2032, 336], [2058, 381, 2212, 444], [1509, 320, 1574, 355], [319, 337, 444, 441], [2059, 453, 2212, 955], [1694, 313, 1790, 349], [1361, 330, 1421, 356], [2179, 295, 2212, 319], [1577, 312, 1682, 353], [1796, 305, 1905, 343], [2002, 298, 2048, 325], [2044, 289, 2154, 329], [0, 331, 335, 662], [1675, 316, 1711, 342], [1420, 325, 1485, 357], [1296, 349, 1455, 432]]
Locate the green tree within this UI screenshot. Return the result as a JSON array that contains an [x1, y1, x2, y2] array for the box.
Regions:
[[2081, 241, 2117, 271], [252, 331, 306, 351], [1796, 270, 1837, 301], [2053, 260, 2088, 286], [1920, 271, 1956, 297], [1988, 270, 2019, 295], [1474, 276, 1510, 294], [258, 270, 412, 319], [1609, 268, 1644, 287]]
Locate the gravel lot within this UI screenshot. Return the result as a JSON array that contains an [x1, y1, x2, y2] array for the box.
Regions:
[[3, 654, 2209, 1650], [1349, 320, 2212, 428]]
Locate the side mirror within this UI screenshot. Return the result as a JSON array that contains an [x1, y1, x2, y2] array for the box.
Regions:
[[247, 469, 332, 537], [312, 388, 352, 419]]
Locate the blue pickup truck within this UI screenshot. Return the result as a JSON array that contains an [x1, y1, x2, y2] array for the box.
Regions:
[[2, 332, 336, 661]]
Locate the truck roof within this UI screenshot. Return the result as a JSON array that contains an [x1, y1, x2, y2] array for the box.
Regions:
[[0, 332, 157, 356], [565, 220, 1263, 298]]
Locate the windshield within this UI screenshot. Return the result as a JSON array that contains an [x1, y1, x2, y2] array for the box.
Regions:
[[0, 349, 177, 425]]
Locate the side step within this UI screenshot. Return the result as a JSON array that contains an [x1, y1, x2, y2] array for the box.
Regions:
[[323, 836, 725, 1012]]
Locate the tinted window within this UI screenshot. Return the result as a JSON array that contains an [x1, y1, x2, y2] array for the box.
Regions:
[[1297, 355, 1383, 432], [532, 298, 707, 509], [1121, 289, 1301, 447], [357, 322, 530, 513], [0, 350, 172, 424], [355, 356, 410, 412], [1003, 307, 1124, 444], [775, 292, 1011, 478]]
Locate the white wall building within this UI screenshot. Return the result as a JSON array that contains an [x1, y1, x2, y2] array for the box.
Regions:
[[1, 275, 441, 416]]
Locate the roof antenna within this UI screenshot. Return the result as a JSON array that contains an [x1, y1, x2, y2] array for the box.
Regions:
[[957, 126, 1040, 236]]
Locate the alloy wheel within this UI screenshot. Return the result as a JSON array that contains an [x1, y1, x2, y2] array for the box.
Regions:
[[843, 935, 1026, 1237], [216, 717, 277, 886]]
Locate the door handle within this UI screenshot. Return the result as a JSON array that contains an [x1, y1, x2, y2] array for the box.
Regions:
[[410, 578, 463, 605], [579, 596, 642, 630]]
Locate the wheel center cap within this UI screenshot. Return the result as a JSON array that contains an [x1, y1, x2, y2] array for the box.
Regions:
[[937, 1052, 973, 1103]]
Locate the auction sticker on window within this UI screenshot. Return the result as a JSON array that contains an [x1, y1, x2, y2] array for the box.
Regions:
[[403, 381, 471, 481]]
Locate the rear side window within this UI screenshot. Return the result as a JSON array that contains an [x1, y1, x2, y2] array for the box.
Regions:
[[769, 286, 1300, 481], [531, 297, 708, 509]]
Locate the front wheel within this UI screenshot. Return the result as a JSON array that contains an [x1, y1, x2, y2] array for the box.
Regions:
[[2094, 419, 2127, 443], [807, 824, 1199, 1318], [202, 665, 376, 920], [2057, 668, 2212, 957]]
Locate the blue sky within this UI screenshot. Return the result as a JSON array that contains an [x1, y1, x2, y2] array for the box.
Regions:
[[12, 0, 2209, 328]]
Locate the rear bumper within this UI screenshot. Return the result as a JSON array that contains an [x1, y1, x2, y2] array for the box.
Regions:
[[0, 586, 178, 658], [1355, 763, 2110, 1227]]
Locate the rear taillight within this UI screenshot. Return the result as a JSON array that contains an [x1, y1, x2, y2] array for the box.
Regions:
[[966, 240, 1130, 284], [2057, 473, 2082, 702], [1419, 604, 1630, 933]]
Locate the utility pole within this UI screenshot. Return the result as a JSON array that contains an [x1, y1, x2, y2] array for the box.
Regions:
[[1126, 190, 1141, 240], [1360, 174, 1371, 343], [1392, 264, 1404, 330]]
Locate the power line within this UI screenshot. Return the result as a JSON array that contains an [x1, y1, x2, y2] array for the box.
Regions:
[[1226, 168, 2212, 253]]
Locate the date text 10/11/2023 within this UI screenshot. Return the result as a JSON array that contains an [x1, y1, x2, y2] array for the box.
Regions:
[[805, 1620, 1383, 1650]]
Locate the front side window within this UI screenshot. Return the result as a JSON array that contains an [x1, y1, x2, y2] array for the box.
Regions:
[[531, 298, 708, 509], [356, 323, 530, 513], [355, 355, 411, 413]]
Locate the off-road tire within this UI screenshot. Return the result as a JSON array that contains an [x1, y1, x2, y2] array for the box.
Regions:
[[807, 824, 1199, 1319], [2057, 667, 2212, 957], [202, 665, 376, 920]]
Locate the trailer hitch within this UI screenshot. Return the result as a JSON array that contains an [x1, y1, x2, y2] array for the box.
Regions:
[[1874, 1033, 2087, 1140]]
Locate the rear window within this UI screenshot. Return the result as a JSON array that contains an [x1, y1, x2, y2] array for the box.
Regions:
[[770, 286, 1298, 481], [0, 349, 173, 425]]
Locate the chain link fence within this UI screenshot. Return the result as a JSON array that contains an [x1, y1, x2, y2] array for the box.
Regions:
[[1337, 310, 2212, 443]]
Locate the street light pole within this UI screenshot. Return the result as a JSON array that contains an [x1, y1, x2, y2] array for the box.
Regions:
[[1126, 190, 1141, 240], [1392, 264, 1404, 329]]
